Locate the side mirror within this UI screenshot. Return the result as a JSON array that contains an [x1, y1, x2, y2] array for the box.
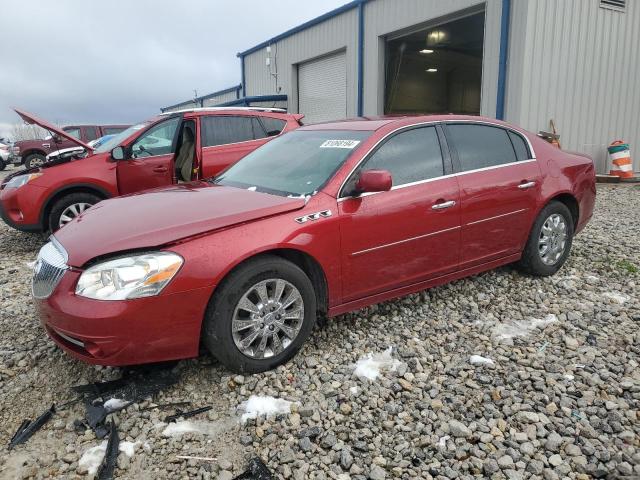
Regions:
[[111, 146, 125, 161], [355, 169, 392, 194]]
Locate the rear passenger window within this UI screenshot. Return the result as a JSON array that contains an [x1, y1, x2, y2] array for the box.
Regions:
[[508, 131, 531, 161], [201, 116, 259, 147], [360, 126, 444, 186], [84, 127, 98, 141], [260, 117, 287, 137], [447, 124, 517, 171]]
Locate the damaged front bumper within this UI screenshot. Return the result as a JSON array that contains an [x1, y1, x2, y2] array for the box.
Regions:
[[34, 271, 213, 366]]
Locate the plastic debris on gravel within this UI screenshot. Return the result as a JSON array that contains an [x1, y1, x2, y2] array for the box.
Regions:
[[353, 346, 401, 380], [78, 440, 137, 475]]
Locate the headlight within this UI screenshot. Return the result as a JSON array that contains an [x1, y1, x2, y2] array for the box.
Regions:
[[4, 173, 43, 189], [75, 252, 183, 300]]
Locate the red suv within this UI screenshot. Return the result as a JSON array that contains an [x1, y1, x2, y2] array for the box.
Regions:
[[31, 116, 596, 373], [0, 108, 303, 232]]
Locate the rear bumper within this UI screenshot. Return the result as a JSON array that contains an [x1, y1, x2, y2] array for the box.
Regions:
[[35, 271, 214, 366]]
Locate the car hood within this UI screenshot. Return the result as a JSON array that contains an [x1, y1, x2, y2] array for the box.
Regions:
[[13, 108, 93, 151], [54, 182, 307, 267]]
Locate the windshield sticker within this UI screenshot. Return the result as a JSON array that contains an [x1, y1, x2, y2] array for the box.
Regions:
[[320, 140, 361, 149]]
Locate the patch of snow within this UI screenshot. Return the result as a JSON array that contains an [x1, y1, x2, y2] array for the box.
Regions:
[[25, 261, 36, 270], [239, 395, 298, 423], [349, 386, 359, 395], [104, 398, 130, 411], [603, 292, 629, 304], [564, 374, 574, 381], [79, 442, 107, 475], [353, 347, 401, 381], [437, 435, 450, 450], [162, 421, 202, 437], [119, 441, 140, 457], [469, 355, 494, 366], [79, 440, 140, 474], [492, 314, 558, 341]]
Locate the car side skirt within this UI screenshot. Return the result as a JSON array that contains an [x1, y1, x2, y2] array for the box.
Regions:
[[328, 253, 521, 317]]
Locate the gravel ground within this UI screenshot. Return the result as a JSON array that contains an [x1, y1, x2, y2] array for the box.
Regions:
[[0, 166, 638, 479]]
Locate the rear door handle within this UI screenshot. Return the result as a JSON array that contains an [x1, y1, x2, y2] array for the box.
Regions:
[[153, 167, 168, 173], [432, 200, 456, 210], [518, 181, 536, 190]]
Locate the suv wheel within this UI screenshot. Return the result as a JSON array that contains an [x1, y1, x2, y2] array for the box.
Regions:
[[202, 255, 317, 373], [49, 192, 101, 231], [25, 153, 46, 169], [517, 201, 574, 276]]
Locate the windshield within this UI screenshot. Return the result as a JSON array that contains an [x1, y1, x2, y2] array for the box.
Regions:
[[215, 130, 372, 197], [94, 123, 148, 153]]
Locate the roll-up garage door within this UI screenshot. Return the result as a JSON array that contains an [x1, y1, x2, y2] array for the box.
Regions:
[[298, 51, 347, 124]]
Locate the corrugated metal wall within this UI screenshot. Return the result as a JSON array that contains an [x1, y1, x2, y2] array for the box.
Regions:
[[201, 90, 239, 107], [361, 0, 503, 117], [162, 100, 198, 113], [506, 0, 640, 173], [242, 8, 359, 116]]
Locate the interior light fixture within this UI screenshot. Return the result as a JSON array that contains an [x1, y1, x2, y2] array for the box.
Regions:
[[426, 68, 438, 73], [420, 49, 434, 54]]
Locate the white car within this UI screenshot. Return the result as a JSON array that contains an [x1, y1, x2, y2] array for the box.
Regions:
[[0, 142, 10, 170]]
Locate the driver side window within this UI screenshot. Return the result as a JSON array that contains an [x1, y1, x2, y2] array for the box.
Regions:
[[131, 117, 180, 158]]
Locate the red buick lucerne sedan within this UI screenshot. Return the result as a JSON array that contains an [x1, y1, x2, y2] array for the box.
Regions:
[[32, 116, 596, 373]]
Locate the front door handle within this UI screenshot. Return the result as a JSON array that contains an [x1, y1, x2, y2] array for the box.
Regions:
[[518, 181, 536, 190], [432, 200, 456, 210], [153, 167, 168, 173]]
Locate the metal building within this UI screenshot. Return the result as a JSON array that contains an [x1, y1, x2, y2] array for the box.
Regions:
[[164, 0, 638, 173]]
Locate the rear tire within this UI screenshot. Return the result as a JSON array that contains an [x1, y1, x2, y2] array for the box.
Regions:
[[25, 153, 46, 169], [517, 201, 574, 276], [48, 192, 101, 232], [202, 255, 317, 374]]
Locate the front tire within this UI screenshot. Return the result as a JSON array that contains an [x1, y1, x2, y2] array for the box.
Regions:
[[202, 255, 317, 374], [48, 192, 101, 231], [25, 153, 46, 169], [517, 201, 574, 276]]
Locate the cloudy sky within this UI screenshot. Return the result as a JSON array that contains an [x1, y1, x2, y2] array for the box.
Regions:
[[0, 0, 347, 138]]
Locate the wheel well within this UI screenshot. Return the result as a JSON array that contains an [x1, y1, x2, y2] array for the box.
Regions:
[[22, 149, 46, 159], [550, 193, 579, 228], [230, 249, 329, 315], [41, 186, 108, 230]]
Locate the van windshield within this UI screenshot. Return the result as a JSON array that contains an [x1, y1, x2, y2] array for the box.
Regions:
[[214, 130, 371, 197], [94, 123, 148, 153]]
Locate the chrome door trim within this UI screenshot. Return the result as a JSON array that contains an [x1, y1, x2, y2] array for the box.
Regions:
[[350, 226, 461, 257], [465, 208, 528, 226]]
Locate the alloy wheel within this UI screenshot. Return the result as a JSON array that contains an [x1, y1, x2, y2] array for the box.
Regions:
[[538, 213, 568, 265], [58, 202, 92, 228], [232, 278, 305, 359]]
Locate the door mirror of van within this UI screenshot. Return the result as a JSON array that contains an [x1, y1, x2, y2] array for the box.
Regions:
[[111, 146, 125, 161]]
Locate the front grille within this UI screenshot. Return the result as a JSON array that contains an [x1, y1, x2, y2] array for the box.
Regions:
[[32, 239, 69, 299]]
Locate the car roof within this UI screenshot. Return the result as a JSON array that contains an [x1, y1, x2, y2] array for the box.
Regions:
[[298, 114, 517, 131], [160, 107, 290, 116]]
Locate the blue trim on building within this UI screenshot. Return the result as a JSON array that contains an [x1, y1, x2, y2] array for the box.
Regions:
[[161, 84, 243, 111], [241, 57, 246, 97], [357, 2, 365, 117], [217, 95, 288, 107], [496, 0, 511, 120], [237, 0, 368, 58]]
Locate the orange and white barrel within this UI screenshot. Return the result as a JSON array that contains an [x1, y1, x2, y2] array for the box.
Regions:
[[608, 141, 633, 178]]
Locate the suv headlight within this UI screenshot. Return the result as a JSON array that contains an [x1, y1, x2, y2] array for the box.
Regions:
[[75, 252, 183, 300], [4, 173, 43, 189]]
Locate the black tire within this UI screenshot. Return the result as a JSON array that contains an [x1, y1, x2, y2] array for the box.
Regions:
[[202, 255, 317, 374], [25, 153, 46, 169], [0, 159, 6, 171], [48, 192, 101, 232], [517, 201, 574, 276]]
